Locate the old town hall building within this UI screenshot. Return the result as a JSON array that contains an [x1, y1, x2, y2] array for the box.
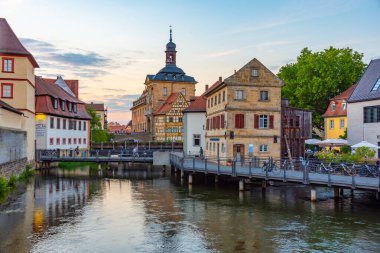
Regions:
[[131, 29, 197, 141]]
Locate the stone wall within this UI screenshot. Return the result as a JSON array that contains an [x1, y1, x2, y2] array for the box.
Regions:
[[0, 158, 27, 179], [0, 128, 27, 164]]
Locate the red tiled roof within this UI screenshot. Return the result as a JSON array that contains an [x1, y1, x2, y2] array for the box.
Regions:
[[35, 76, 91, 120], [183, 95, 206, 112], [0, 100, 22, 115], [43, 77, 79, 98], [154, 93, 182, 115], [204, 80, 223, 97], [86, 103, 105, 111], [323, 84, 356, 117], [0, 18, 39, 67]]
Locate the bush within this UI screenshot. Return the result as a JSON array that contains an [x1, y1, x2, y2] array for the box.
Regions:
[[354, 147, 376, 161], [0, 177, 10, 195], [8, 175, 17, 188], [340, 145, 351, 154], [18, 164, 35, 182], [315, 150, 341, 163]]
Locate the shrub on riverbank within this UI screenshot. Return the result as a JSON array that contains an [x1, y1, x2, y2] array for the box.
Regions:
[[315, 147, 377, 163], [59, 162, 98, 170], [0, 165, 35, 203]]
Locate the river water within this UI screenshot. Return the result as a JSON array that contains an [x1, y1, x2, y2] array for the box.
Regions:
[[1, 165, 380, 253]]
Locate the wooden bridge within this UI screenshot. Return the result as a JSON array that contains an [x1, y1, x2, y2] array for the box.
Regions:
[[170, 153, 380, 200]]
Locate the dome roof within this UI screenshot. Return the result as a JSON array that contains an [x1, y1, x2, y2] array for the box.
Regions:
[[166, 41, 176, 51], [157, 65, 184, 75]]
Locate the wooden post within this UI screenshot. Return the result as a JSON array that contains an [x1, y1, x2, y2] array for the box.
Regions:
[[334, 188, 340, 198], [261, 180, 267, 189], [239, 180, 244, 191], [181, 169, 184, 179], [189, 173, 193, 185]]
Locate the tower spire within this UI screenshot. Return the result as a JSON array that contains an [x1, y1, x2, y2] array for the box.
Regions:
[[169, 25, 172, 42]]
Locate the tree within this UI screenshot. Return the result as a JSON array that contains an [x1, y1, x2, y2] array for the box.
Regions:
[[278, 47, 366, 134], [86, 107, 112, 143]]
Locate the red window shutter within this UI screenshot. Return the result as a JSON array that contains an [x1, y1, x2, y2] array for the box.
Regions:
[[254, 114, 259, 128], [221, 114, 225, 129], [235, 114, 239, 128], [206, 119, 209, 130], [241, 114, 245, 128], [269, 115, 274, 129]]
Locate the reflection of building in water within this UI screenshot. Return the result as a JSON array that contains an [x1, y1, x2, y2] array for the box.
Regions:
[[32, 175, 101, 235]]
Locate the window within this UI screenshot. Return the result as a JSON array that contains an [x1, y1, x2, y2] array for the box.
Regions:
[[259, 144, 268, 152], [342, 102, 346, 110], [73, 120, 77, 130], [235, 114, 245, 128], [179, 117, 183, 122], [79, 138, 82, 144], [168, 128, 172, 133], [63, 138, 66, 145], [223, 91, 226, 102], [57, 118, 61, 129], [68, 103, 72, 112], [364, 105, 380, 123], [221, 114, 225, 129], [63, 119, 67, 129], [221, 143, 225, 153], [68, 138, 72, 145], [235, 90, 245, 100], [181, 88, 186, 96], [173, 127, 178, 133], [372, 78, 380, 91], [191, 134, 200, 146], [260, 91, 269, 101], [1, 83, 13, 98], [215, 95, 217, 105], [331, 103, 336, 111], [218, 93, 221, 104], [56, 138, 60, 145], [211, 97, 213, 107], [50, 117, 54, 129], [2, 58, 14, 72], [181, 127, 184, 133], [208, 99, 210, 108], [50, 138, 54, 145], [213, 142, 215, 152], [252, 68, 259, 77], [340, 119, 345, 129], [330, 119, 334, 129], [169, 117, 173, 123], [74, 138, 77, 144], [259, 115, 269, 128], [84, 138, 86, 144], [163, 87, 168, 96], [79, 121, 82, 131], [61, 100, 66, 111], [52, 98, 58, 109], [73, 104, 77, 113]]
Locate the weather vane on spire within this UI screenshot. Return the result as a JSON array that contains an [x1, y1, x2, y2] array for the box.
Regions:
[[169, 25, 172, 42]]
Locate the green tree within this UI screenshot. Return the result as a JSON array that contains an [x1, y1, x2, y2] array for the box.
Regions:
[[86, 107, 112, 143], [278, 47, 366, 134], [338, 129, 347, 140]]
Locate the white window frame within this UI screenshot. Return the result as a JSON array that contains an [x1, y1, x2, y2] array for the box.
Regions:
[[260, 91, 269, 101], [181, 88, 186, 96], [330, 119, 334, 129], [340, 119, 345, 129], [163, 87, 168, 96], [259, 115, 269, 128], [235, 90, 245, 100], [252, 68, 259, 77], [3, 59, 13, 72], [193, 134, 201, 146], [331, 103, 336, 111], [259, 144, 268, 152]]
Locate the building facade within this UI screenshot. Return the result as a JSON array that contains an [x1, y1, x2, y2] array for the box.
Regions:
[[348, 59, 380, 158], [204, 58, 283, 161], [281, 99, 312, 158], [323, 84, 356, 139], [131, 29, 197, 138], [154, 93, 188, 142], [86, 103, 108, 129], [183, 95, 207, 156], [35, 76, 91, 156], [0, 18, 39, 163]]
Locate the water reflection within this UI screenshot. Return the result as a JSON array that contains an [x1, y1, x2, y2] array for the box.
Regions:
[[0, 166, 379, 253]]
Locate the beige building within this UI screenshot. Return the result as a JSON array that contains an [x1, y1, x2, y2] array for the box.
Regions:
[[0, 18, 38, 162], [86, 102, 108, 129], [204, 58, 283, 161], [131, 28, 197, 138]]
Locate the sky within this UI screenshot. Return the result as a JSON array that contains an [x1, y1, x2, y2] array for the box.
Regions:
[[1, 0, 380, 124]]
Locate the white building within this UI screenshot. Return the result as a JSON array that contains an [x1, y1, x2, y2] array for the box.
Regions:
[[183, 95, 206, 156], [35, 76, 91, 156], [347, 58, 380, 158]]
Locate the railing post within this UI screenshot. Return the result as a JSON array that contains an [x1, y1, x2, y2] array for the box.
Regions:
[[217, 158, 220, 175], [378, 166, 380, 192], [249, 159, 252, 178], [306, 161, 309, 184], [303, 161, 306, 184], [328, 166, 331, 187], [352, 166, 356, 189], [204, 158, 207, 173], [193, 157, 195, 170], [265, 159, 269, 181], [283, 160, 287, 182]]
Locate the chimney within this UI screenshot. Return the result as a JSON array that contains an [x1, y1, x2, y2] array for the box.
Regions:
[[234, 70, 237, 74], [205, 84, 209, 91], [219, 76, 222, 82]]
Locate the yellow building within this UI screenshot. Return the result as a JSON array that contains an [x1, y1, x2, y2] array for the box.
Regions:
[[86, 103, 108, 129], [0, 18, 39, 162], [205, 58, 283, 161], [154, 93, 188, 142], [131, 28, 197, 137], [323, 84, 356, 139]]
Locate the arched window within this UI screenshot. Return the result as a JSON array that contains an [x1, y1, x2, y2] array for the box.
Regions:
[[167, 128, 172, 133]]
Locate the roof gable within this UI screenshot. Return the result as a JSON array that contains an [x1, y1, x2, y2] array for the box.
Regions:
[[154, 92, 187, 115], [348, 59, 380, 103], [183, 95, 206, 113]]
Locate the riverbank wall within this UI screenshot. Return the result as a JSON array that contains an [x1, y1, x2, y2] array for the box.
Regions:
[[0, 158, 28, 180]]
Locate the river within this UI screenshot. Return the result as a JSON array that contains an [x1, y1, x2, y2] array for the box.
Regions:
[[1, 165, 380, 253]]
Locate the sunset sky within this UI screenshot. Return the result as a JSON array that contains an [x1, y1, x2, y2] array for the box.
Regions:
[[1, 0, 379, 124]]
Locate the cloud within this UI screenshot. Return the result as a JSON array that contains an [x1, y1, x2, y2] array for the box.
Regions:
[[21, 37, 111, 79], [86, 94, 141, 113], [206, 49, 239, 58], [103, 88, 128, 92]]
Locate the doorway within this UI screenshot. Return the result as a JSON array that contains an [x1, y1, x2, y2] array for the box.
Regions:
[[233, 144, 245, 162]]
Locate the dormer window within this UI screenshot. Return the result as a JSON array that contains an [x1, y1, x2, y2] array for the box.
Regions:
[[73, 103, 77, 113], [61, 100, 66, 111], [331, 103, 336, 111], [68, 102, 72, 112], [181, 88, 186, 96], [342, 102, 346, 110], [52, 98, 58, 109], [372, 78, 380, 91], [252, 68, 259, 77], [2, 58, 14, 73]]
